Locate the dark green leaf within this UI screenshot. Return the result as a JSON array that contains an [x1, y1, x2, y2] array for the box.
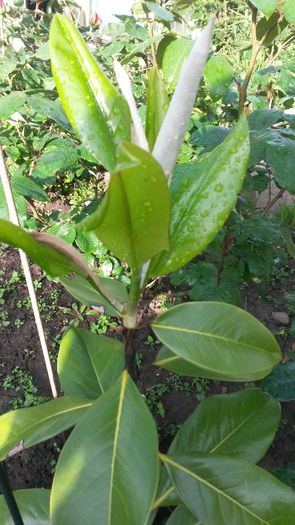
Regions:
[[58, 327, 124, 399], [162, 453, 295, 525], [262, 362, 295, 400], [51, 372, 159, 525], [166, 505, 200, 525], [28, 95, 72, 132], [12, 176, 49, 202], [204, 55, 233, 101], [152, 302, 281, 381], [150, 116, 249, 276], [169, 388, 280, 462], [191, 126, 231, 153]]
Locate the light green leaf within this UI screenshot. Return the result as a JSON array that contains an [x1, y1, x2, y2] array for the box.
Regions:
[[150, 116, 249, 276], [84, 141, 170, 269], [249, 0, 279, 16], [162, 453, 295, 525], [146, 2, 174, 22], [0, 184, 27, 226], [0, 489, 50, 525], [152, 302, 281, 381], [170, 388, 280, 462], [282, 0, 295, 23], [60, 274, 128, 316], [160, 37, 193, 90], [166, 505, 200, 525], [204, 55, 233, 101], [58, 327, 124, 399], [146, 65, 169, 151], [0, 397, 91, 460], [0, 92, 26, 120], [49, 14, 131, 171], [47, 222, 76, 244], [51, 371, 159, 525]]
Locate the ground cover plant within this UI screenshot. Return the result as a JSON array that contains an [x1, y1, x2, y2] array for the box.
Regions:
[[0, 1, 295, 524]]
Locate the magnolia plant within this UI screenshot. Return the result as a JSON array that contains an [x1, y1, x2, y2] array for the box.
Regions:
[[0, 11, 295, 525]]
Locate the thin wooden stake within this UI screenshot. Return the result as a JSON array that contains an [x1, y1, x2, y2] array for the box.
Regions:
[[0, 147, 57, 398]]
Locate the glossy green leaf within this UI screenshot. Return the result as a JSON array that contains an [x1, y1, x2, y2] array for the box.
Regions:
[[170, 388, 280, 462], [249, 0, 278, 16], [162, 453, 295, 525], [156, 389, 280, 508], [58, 327, 124, 399], [49, 14, 131, 171], [204, 55, 233, 101], [84, 142, 170, 269], [0, 489, 50, 525], [0, 397, 91, 460], [51, 371, 159, 525], [146, 65, 169, 151], [60, 274, 128, 316], [262, 361, 295, 400], [159, 37, 193, 90], [150, 116, 249, 276], [0, 220, 81, 277], [152, 302, 281, 381], [166, 505, 200, 525]]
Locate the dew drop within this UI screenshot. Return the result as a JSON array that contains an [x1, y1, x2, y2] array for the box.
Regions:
[[200, 210, 209, 218], [214, 183, 224, 193]]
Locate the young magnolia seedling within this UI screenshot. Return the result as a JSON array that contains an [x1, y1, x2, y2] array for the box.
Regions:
[[0, 8, 294, 525]]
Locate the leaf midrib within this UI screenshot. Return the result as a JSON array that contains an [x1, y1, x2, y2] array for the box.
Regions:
[[152, 323, 275, 357], [161, 454, 270, 525]]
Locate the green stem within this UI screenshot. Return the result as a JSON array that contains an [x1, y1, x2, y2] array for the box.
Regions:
[[123, 270, 141, 329], [0, 463, 24, 525]]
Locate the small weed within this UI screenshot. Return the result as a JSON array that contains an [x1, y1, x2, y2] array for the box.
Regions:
[[2, 367, 48, 409], [14, 318, 25, 329], [90, 314, 118, 335], [135, 352, 143, 368]]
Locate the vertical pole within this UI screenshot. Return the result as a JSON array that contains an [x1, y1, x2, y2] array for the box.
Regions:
[[0, 148, 58, 398]]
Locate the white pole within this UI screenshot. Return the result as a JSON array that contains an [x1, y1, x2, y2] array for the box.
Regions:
[[0, 147, 57, 398]]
